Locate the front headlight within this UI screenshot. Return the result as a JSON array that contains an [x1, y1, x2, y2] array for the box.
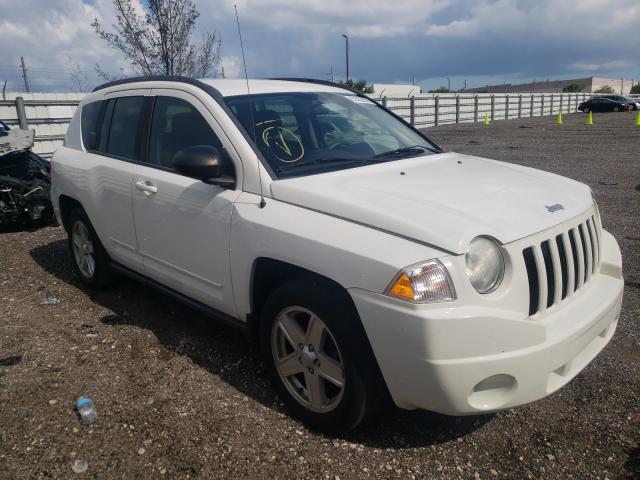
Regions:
[[385, 259, 456, 303], [465, 236, 505, 294]]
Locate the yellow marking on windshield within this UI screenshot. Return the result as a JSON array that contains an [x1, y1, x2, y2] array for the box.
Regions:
[[259, 125, 304, 163]]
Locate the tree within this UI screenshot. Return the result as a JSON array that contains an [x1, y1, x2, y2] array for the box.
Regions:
[[66, 57, 90, 92], [562, 83, 583, 92], [428, 86, 450, 93], [92, 0, 222, 79], [593, 85, 614, 94], [339, 79, 373, 94], [630, 83, 640, 95]]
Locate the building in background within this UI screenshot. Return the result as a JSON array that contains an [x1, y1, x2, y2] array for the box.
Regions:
[[462, 77, 636, 94]]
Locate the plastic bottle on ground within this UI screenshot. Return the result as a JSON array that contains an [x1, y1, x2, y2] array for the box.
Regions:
[[76, 396, 97, 425]]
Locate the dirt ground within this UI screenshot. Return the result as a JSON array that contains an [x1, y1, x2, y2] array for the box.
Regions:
[[1, 112, 638, 479]]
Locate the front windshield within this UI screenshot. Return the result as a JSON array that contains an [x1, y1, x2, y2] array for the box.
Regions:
[[225, 91, 439, 178]]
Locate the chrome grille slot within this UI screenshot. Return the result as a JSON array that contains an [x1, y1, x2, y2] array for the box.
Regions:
[[522, 216, 600, 317], [522, 247, 539, 316], [555, 234, 569, 300], [541, 241, 555, 308]]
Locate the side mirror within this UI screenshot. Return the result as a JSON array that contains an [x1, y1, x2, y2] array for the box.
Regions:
[[173, 145, 235, 188]]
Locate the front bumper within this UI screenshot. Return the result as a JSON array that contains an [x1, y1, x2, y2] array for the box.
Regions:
[[349, 230, 623, 415]]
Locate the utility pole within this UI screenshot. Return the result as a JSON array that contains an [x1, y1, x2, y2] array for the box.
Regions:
[[464, 79, 467, 90], [221, 66, 225, 79], [342, 34, 349, 82], [447, 77, 451, 92], [20, 56, 30, 93], [327, 66, 334, 83], [2, 80, 7, 100]]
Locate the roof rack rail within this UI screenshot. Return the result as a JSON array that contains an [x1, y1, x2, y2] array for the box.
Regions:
[[267, 77, 359, 95], [92, 75, 205, 92]]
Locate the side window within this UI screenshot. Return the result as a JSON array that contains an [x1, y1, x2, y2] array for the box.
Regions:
[[147, 96, 223, 170], [106, 96, 144, 160], [80, 101, 103, 150]]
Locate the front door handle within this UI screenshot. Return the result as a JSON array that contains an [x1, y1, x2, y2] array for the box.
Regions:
[[135, 180, 158, 194]]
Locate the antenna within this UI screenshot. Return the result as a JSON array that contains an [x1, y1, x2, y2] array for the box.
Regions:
[[234, 5, 265, 209]]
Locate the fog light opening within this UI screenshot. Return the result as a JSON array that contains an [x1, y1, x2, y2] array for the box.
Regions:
[[469, 374, 517, 410]]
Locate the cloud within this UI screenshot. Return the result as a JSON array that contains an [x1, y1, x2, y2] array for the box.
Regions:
[[0, 0, 135, 92], [220, 55, 242, 78], [0, 0, 638, 93], [570, 60, 631, 72], [220, 0, 450, 37]]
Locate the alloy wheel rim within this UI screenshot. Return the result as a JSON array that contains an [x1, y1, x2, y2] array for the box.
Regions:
[[72, 221, 96, 278], [271, 306, 345, 413]]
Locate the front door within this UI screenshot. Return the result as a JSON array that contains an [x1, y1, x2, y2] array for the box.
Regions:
[[131, 90, 241, 316]]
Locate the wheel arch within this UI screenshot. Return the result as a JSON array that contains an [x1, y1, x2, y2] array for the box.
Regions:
[[249, 256, 392, 408], [248, 257, 350, 340], [58, 194, 84, 232]]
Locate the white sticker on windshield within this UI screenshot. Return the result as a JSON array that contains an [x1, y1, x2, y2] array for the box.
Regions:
[[343, 95, 375, 105]]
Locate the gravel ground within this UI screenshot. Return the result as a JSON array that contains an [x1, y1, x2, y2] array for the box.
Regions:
[[1, 112, 638, 479]]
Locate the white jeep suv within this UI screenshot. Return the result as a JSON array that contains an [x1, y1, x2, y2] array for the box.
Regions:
[[51, 77, 623, 431]]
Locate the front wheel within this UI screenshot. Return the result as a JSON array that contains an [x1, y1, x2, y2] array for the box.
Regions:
[[260, 279, 385, 431]]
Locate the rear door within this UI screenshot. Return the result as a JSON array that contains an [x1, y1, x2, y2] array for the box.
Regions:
[[131, 89, 241, 315], [85, 90, 149, 271]]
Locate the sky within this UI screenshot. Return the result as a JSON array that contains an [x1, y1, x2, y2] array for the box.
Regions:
[[0, 0, 638, 93]]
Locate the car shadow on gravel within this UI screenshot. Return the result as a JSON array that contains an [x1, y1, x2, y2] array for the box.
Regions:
[[30, 239, 492, 447], [624, 446, 640, 479]]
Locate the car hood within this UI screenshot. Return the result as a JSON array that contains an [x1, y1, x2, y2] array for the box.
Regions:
[[269, 152, 593, 254]]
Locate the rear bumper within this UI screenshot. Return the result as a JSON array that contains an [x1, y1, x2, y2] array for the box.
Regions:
[[350, 230, 623, 415]]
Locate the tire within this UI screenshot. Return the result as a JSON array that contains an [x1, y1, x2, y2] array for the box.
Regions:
[[260, 278, 386, 432], [67, 207, 112, 288], [583, 107, 590, 113], [613, 106, 620, 112]]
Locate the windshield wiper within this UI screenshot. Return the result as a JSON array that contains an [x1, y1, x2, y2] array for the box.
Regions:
[[371, 145, 429, 160]]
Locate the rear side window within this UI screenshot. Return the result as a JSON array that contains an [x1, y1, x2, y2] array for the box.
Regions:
[[147, 96, 223, 170], [80, 101, 103, 150], [106, 96, 144, 160]]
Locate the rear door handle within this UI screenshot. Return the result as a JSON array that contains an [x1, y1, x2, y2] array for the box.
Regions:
[[135, 180, 158, 194]]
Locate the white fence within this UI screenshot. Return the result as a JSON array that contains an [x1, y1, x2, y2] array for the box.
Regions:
[[371, 92, 639, 128], [0, 92, 84, 157], [1, 91, 638, 158]]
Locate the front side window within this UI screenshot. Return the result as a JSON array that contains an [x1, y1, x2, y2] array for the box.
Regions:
[[80, 100, 103, 150], [106, 96, 144, 160], [225, 92, 439, 178], [147, 96, 224, 170]]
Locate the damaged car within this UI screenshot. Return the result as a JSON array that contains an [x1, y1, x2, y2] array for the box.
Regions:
[[0, 122, 53, 227]]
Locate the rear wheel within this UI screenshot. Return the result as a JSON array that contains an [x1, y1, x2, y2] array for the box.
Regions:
[[260, 279, 385, 431], [67, 208, 112, 288], [582, 107, 590, 113]]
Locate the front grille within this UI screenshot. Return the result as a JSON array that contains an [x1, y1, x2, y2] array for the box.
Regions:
[[522, 215, 601, 316]]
